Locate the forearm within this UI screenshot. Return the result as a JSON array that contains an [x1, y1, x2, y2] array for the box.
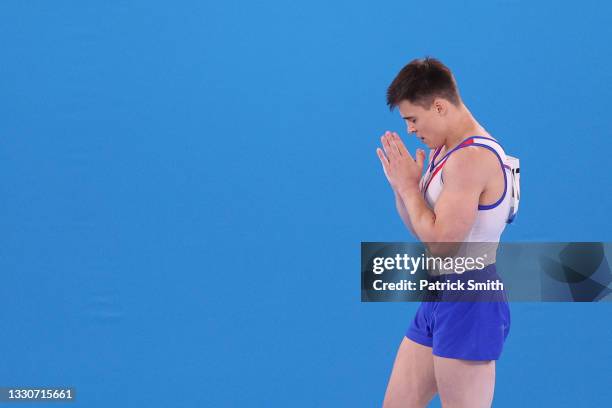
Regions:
[[394, 191, 417, 237], [396, 186, 437, 242], [396, 187, 463, 257]]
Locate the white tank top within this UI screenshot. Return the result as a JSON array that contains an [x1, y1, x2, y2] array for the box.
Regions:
[[419, 136, 512, 271]]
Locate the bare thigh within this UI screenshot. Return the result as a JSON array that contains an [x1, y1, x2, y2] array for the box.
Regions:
[[383, 337, 437, 408], [433, 356, 495, 408]]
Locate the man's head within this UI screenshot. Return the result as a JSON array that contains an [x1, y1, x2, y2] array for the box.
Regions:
[[386, 57, 464, 148]]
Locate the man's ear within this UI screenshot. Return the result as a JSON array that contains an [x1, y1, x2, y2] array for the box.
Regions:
[[433, 99, 448, 116]]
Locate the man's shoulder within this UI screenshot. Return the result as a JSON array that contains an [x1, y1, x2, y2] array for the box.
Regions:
[[444, 145, 499, 180], [447, 144, 497, 166]]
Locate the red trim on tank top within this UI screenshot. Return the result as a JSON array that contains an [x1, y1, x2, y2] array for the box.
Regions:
[[423, 138, 476, 197]]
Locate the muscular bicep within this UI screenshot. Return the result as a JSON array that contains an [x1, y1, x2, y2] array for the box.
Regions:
[[432, 149, 488, 242]]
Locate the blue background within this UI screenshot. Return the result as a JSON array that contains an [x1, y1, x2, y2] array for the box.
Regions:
[[1, 1, 610, 406]]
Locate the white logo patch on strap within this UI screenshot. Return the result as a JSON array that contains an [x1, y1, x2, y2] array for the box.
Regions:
[[505, 155, 520, 224]]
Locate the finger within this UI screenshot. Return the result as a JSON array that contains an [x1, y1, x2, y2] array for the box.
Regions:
[[376, 148, 391, 176], [376, 147, 389, 167], [391, 132, 410, 158], [381, 132, 393, 156], [387, 132, 403, 157], [381, 132, 398, 160], [416, 148, 426, 170]]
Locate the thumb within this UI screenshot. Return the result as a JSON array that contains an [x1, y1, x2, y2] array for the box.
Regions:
[[416, 149, 425, 170]]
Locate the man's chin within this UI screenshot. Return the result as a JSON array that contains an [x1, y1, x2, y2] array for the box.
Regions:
[[425, 139, 442, 149], [418, 136, 437, 149], [422, 140, 434, 148]]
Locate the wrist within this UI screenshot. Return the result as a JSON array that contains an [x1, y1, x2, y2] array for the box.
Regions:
[[397, 182, 419, 196]]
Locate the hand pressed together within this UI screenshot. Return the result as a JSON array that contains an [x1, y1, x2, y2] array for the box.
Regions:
[[376, 131, 426, 194]]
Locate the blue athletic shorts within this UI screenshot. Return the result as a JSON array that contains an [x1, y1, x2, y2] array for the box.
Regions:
[[405, 263, 511, 361]]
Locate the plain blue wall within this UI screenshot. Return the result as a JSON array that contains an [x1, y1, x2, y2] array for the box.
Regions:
[[0, 1, 610, 406]]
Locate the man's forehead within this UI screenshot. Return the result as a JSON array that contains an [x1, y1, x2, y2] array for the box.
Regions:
[[398, 100, 424, 117]]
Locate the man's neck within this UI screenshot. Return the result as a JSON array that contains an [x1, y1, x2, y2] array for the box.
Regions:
[[443, 106, 482, 152]]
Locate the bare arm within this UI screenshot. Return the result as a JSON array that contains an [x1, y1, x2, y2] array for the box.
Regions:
[[377, 132, 490, 254], [394, 148, 437, 238], [394, 190, 418, 237], [376, 131, 423, 238], [397, 147, 485, 243]]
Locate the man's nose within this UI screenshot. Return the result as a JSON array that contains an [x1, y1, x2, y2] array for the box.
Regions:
[[408, 124, 417, 134]]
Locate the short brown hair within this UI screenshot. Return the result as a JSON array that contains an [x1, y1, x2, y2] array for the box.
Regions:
[[386, 57, 461, 110]]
